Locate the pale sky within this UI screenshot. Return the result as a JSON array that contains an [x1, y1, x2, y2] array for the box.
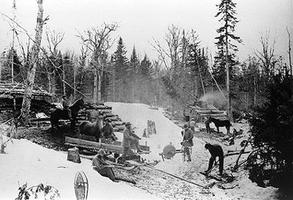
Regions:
[[0, 0, 292, 63]]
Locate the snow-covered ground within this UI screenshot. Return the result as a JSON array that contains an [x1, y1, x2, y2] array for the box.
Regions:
[[0, 102, 279, 200]]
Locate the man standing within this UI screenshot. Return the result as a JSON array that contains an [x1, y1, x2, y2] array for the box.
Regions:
[[122, 122, 142, 158], [205, 117, 211, 134], [181, 124, 193, 162], [204, 143, 224, 176]]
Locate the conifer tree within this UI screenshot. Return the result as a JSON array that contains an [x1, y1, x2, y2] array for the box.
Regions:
[[249, 71, 293, 190], [112, 37, 129, 102], [1, 48, 22, 82], [129, 47, 140, 102], [138, 55, 153, 104], [214, 0, 242, 117]]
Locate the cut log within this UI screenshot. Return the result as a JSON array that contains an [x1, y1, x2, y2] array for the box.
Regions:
[[65, 136, 150, 154]]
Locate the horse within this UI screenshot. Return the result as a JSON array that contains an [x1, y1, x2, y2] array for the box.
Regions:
[[50, 98, 84, 130], [79, 116, 104, 142], [208, 116, 232, 134]]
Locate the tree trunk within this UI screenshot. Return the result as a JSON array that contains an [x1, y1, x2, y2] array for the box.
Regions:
[[73, 64, 76, 99], [21, 0, 44, 125], [253, 75, 257, 107], [97, 70, 102, 103], [62, 63, 66, 96], [112, 66, 116, 102], [225, 29, 231, 119], [93, 68, 98, 104]]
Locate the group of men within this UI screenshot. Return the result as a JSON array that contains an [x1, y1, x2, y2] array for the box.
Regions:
[[92, 121, 143, 183], [181, 122, 224, 176], [92, 119, 225, 183]]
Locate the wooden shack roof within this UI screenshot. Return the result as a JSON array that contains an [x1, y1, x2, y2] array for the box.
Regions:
[[0, 82, 52, 101]]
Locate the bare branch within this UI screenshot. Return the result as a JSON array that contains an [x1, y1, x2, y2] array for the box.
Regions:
[[45, 29, 64, 55]]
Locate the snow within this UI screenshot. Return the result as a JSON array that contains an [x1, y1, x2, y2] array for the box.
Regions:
[[0, 102, 279, 200]]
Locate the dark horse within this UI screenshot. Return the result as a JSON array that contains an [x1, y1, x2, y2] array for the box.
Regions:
[[208, 116, 232, 134], [79, 116, 103, 142], [50, 98, 84, 130]]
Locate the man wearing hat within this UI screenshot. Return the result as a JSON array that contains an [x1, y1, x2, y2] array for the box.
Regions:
[[101, 119, 117, 142], [92, 149, 117, 182], [61, 95, 72, 120], [122, 122, 142, 158], [181, 124, 193, 162]]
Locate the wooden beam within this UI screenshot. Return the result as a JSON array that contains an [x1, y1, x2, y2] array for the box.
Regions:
[[65, 136, 150, 153]]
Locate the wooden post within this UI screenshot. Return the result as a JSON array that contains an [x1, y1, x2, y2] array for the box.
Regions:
[[21, 0, 45, 125]]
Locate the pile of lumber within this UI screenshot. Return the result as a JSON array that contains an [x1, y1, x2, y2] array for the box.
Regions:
[[187, 105, 228, 121]]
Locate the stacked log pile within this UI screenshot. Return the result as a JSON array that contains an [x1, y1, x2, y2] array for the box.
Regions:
[[186, 104, 227, 122], [82, 103, 125, 132]]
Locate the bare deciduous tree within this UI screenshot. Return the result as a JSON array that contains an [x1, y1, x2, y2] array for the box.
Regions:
[[255, 34, 277, 77], [78, 23, 118, 103], [46, 30, 64, 55], [44, 30, 64, 96], [21, 0, 46, 125]]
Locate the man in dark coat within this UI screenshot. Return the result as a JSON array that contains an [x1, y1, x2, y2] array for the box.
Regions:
[[61, 95, 72, 119], [205, 117, 211, 134], [101, 119, 117, 142], [204, 143, 224, 175], [92, 149, 136, 184], [181, 124, 193, 162], [92, 149, 117, 182]]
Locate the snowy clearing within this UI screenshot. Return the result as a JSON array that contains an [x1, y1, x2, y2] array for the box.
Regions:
[[0, 102, 279, 200]]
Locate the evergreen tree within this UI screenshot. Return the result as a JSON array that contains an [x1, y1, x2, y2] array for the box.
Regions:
[[213, 0, 242, 118], [1, 48, 23, 82], [112, 37, 129, 102], [138, 55, 153, 104], [129, 47, 140, 102], [187, 44, 211, 99], [248, 70, 293, 191], [213, 0, 242, 86]]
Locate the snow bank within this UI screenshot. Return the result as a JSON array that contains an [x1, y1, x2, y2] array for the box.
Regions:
[[0, 138, 159, 200]]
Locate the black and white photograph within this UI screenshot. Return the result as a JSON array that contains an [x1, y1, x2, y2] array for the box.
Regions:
[[0, 0, 292, 199]]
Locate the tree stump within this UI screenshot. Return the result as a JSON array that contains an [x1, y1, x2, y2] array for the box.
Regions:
[[67, 147, 81, 163]]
